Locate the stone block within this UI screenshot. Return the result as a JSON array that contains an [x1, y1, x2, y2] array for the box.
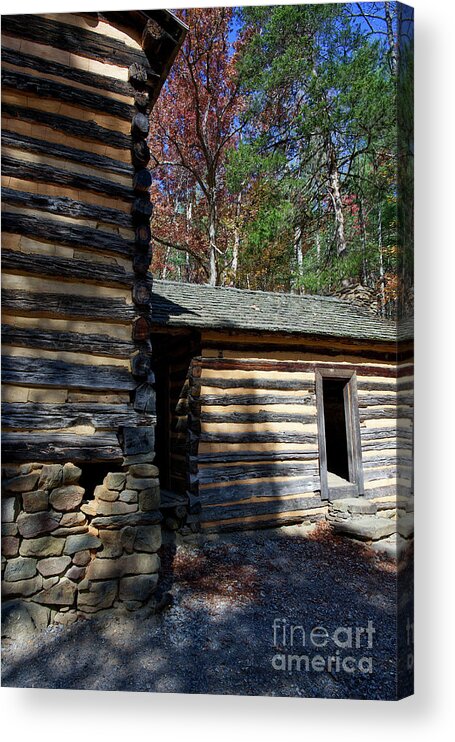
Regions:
[[85, 552, 160, 580], [4, 557, 37, 582], [49, 485, 84, 512], [94, 485, 119, 502], [92, 501, 137, 516], [64, 533, 102, 555], [2, 522, 18, 536], [66, 565, 85, 580], [2, 600, 50, 640], [38, 464, 63, 491], [2, 536, 19, 558], [103, 472, 127, 491], [2, 471, 40, 493], [329, 497, 377, 515], [91, 511, 162, 530], [129, 464, 159, 478], [121, 526, 136, 554], [2, 574, 43, 598], [98, 530, 124, 558], [17, 511, 61, 538], [77, 580, 117, 612], [54, 610, 78, 625], [62, 463, 82, 485], [20, 536, 65, 558], [139, 487, 160, 512], [60, 511, 86, 527], [398, 514, 414, 538], [332, 516, 396, 541], [119, 574, 158, 602], [134, 525, 161, 553], [37, 555, 71, 577], [122, 452, 155, 467], [42, 576, 59, 590], [2, 496, 19, 523], [119, 489, 138, 503], [73, 550, 91, 567], [126, 476, 158, 491], [22, 490, 49, 513], [32, 578, 76, 606]]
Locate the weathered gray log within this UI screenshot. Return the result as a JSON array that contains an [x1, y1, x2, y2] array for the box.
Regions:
[[132, 196, 153, 222], [2, 356, 136, 391], [1, 324, 133, 359], [360, 407, 413, 421], [1, 46, 134, 97], [203, 340, 398, 363], [1, 250, 137, 288], [132, 280, 153, 306], [199, 476, 320, 505], [131, 113, 150, 139], [1, 432, 123, 463], [2, 214, 132, 260], [2, 155, 132, 201], [202, 358, 410, 378], [134, 224, 152, 248], [133, 384, 156, 413], [1, 131, 132, 177], [198, 463, 319, 485], [118, 426, 154, 456], [361, 439, 412, 451], [198, 376, 315, 391], [197, 450, 319, 464], [2, 103, 130, 150], [1, 69, 134, 121], [128, 63, 149, 88], [2, 403, 155, 430], [133, 91, 149, 111], [358, 393, 413, 406], [199, 431, 318, 444], [363, 466, 411, 482], [360, 427, 413, 440], [2, 289, 135, 323], [200, 411, 316, 424], [2, 189, 132, 229], [2, 15, 152, 70], [132, 141, 151, 169], [200, 494, 323, 524], [130, 352, 152, 378], [133, 168, 152, 192], [133, 251, 152, 275], [199, 394, 315, 406]]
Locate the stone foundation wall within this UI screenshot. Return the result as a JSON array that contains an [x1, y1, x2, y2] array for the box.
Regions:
[[1, 461, 162, 631]]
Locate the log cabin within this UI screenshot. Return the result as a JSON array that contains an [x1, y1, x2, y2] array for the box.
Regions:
[[150, 280, 414, 536], [1, 9, 188, 625]]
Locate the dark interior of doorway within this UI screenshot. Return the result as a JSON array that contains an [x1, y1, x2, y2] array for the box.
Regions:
[[322, 377, 350, 482], [153, 330, 201, 494]]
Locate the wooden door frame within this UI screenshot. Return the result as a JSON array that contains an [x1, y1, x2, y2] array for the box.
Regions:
[[315, 367, 364, 500]]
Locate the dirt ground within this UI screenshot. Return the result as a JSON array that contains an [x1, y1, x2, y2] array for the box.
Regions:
[[1, 523, 411, 700]]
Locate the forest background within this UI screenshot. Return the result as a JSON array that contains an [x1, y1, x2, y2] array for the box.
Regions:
[[149, 2, 414, 317]]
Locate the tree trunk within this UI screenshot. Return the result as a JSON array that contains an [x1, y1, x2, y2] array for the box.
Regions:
[[208, 196, 217, 286], [385, 2, 398, 77], [359, 197, 368, 285], [328, 147, 347, 256], [378, 206, 386, 316], [232, 189, 242, 282]]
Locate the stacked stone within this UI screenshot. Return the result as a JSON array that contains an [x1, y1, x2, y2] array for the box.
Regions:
[[2, 461, 93, 626], [78, 463, 161, 613], [326, 497, 413, 559], [2, 461, 163, 630]]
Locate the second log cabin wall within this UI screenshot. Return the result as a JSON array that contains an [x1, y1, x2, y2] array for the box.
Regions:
[[1, 12, 156, 462], [185, 331, 413, 532]]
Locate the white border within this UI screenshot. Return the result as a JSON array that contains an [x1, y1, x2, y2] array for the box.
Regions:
[[1, 0, 454, 740]]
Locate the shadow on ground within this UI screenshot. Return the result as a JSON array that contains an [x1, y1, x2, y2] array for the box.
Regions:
[[1, 524, 412, 699]]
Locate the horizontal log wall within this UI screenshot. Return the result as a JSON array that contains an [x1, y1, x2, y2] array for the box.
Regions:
[[192, 341, 413, 531], [1, 12, 154, 463]]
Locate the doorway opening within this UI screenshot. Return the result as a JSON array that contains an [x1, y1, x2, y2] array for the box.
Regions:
[[322, 378, 350, 482], [315, 369, 364, 500]]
